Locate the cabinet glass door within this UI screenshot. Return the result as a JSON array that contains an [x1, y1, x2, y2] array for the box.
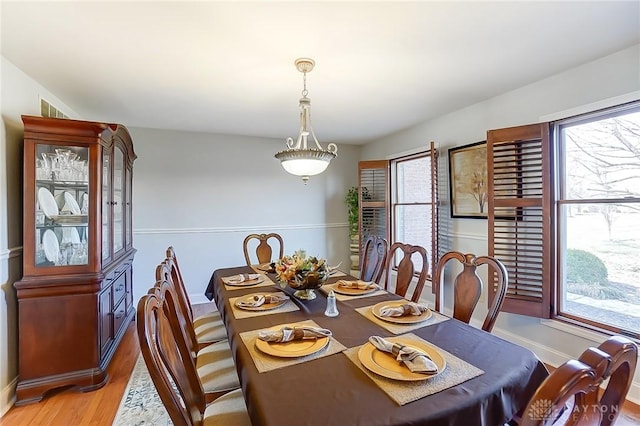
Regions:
[[113, 146, 124, 254], [35, 144, 89, 266], [102, 149, 111, 262]]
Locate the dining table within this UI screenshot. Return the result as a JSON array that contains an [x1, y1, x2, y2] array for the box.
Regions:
[[205, 265, 549, 426]]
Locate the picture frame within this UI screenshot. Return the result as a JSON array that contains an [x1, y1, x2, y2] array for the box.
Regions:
[[448, 141, 488, 219]]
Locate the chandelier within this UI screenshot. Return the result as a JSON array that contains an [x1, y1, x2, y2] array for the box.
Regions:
[[275, 58, 337, 184]]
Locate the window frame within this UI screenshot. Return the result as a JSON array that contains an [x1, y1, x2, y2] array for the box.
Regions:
[[552, 101, 640, 338]]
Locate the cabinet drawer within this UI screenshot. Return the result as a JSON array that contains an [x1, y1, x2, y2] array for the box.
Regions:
[[112, 273, 127, 305], [113, 298, 127, 337]]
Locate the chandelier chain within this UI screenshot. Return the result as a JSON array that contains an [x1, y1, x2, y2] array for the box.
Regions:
[[302, 72, 308, 98]]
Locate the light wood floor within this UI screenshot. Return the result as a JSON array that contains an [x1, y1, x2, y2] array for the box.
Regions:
[[1, 320, 140, 426], [1, 302, 639, 425]]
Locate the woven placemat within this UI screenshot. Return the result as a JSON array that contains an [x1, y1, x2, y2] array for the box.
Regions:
[[320, 283, 388, 301], [344, 333, 484, 406], [221, 274, 277, 291], [239, 319, 347, 373], [355, 305, 449, 335], [228, 293, 300, 319]]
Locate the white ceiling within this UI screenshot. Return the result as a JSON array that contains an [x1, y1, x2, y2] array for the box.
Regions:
[[2, 1, 639, 145]]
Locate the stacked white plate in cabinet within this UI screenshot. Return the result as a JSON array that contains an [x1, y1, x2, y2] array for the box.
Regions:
[[37, 188, 59, 219], [42, 229, 59, 263], [62, 227, 81, 245], [55, 191, 81, 215]]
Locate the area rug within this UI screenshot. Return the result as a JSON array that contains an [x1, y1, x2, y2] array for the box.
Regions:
[[112, 355, 172, 425]]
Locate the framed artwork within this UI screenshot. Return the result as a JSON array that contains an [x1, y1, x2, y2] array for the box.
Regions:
[[448, 141, 488, 218]]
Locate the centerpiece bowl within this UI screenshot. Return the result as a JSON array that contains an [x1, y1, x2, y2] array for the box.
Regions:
[[275, 250, 329, 300]]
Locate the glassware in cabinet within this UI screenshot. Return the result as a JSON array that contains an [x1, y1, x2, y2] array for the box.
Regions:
[[34, 144, 89, 267]]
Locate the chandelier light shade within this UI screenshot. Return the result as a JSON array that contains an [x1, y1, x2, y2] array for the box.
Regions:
[[275, 57, 337, 184]]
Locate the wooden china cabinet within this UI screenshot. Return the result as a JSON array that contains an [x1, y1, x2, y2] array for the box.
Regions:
[[14, 116, 137, 405]]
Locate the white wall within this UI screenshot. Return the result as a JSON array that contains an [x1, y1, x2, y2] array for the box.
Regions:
[[129, 126, 360, 304], [362, 44, 640, 403], [0, 57, 79, 416]]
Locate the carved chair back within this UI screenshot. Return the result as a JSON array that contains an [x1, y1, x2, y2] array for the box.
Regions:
[[360, 235, 388, 283], [520, 358, 600, 426], [575, 336, 638, 426], [381, 242, 429, 303], [433, 251, 508, 332], [156, 259, 198, 348], [137, 288, 206, 426], [164, 246, 195, 322], [159, 278, 198, 360], [243, 233, 284, 266]]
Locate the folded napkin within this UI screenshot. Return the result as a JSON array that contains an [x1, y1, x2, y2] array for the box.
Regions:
[[369, 336, 438, 374], [256, 263, 276, 272], [258, 326, 332, 342], [226, 273, 261, 284], [236, 293, 289, 308], [379, 302, 429, 317], [336, 280, 379, 290]]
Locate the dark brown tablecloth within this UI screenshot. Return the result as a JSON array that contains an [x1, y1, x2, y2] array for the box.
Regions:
[[207, 266, 549, 426]]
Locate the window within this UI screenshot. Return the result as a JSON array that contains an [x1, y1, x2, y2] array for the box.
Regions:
[[358, 142, 438, 278], [391, 150, 437, 277], [487, 100, 640, 338], [556, 103, 640, 336]]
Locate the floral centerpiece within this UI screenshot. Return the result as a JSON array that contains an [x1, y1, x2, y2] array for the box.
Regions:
[[274, 250, 329, 300]]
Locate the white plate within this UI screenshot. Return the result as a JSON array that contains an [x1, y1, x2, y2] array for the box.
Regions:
[[37, 187, 59, 219], [55, 191, 81, 214], [42, 229, 60, 262], [62, 227, 81, 244]]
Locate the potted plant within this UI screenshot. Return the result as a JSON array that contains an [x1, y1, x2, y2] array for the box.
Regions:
[[346, 186, 360, 276], [346, 186, 359, 239]]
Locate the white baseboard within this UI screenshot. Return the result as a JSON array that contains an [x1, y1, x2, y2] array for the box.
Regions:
[[0, 377, 17, 418]]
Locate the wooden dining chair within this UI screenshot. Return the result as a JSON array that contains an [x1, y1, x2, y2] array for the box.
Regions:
[[156, 254, 227, 347], [575, 335, 638, 426], [151, 278, 241, 402], [519, 358, 600, 426], [360, 235, 388, 283], [380, 242, 429, 303], [137, 291, 250, 426], [243, 232, 284, 266], [165, 247, 227, 334], [433, 251, 508, 332]]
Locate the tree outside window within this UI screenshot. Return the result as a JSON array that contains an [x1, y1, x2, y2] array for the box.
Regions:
[[558, 105, 640, 335]]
